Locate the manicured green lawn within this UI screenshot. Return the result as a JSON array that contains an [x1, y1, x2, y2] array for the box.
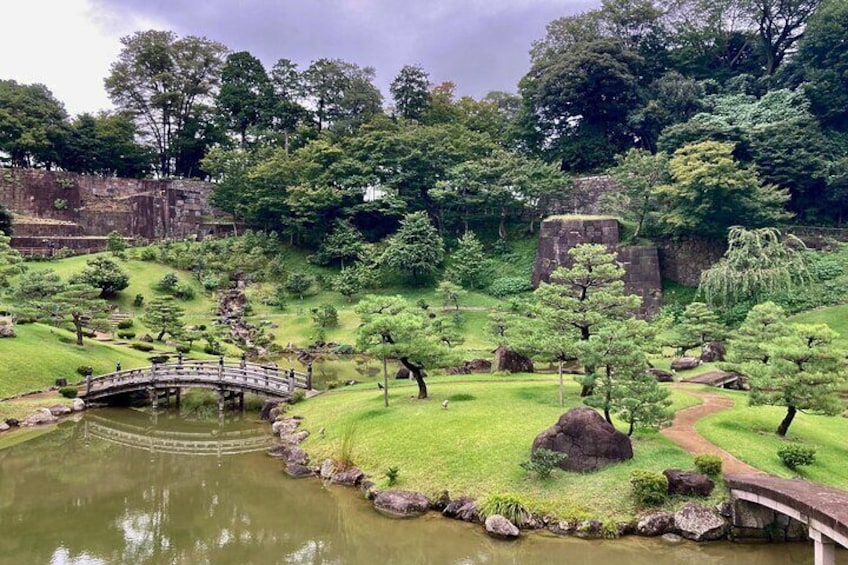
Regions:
[[0, 323, 154, 398], [290, 375, 717, 522], [696, 390, 848, 488]]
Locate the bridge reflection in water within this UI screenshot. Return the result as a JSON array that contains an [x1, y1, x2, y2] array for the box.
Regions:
[[83, 412, 274, 457]]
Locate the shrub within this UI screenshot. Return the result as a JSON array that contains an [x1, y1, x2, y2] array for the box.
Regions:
[[76, 366, 90, 376], [133, 294, 144, 307], [487, 276, 532, 298], [159, 273, 179, 292], [694, 454, 723, 477], [289, 389, 306, 404], [131, 343, 155, 352], [201, 274, 222, 291], [173, 283, 196, 300], [59, 386, 78, 398], [117, 319, 134, 330], [778, 444, 816, 469], [630, 470, 668, 505], [140, 247, 158, 261], [478, 493, 530, 524], [176, 343, 191, 354], [520, 448, 568, 479], [117, 331, 136, 339], [385, 466, 400, 486]]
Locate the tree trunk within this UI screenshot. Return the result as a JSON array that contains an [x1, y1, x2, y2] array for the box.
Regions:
[[73, 317, 84, 346], [382, 355, 389, 408], [628, 420, 635, 436], [157, 328, 167, 342], [401, 358, 427, 399], [498, 208, 508, 240], [776, 405, 797, 437], [558, 360, 564, 408]]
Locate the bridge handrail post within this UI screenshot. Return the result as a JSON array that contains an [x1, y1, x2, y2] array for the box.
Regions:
[[218, 356, 224, 383], [151, 362, 157, 385], [85, 367, 92, 396], [306, 363, 313, 390], [289, 368, 295, 393]]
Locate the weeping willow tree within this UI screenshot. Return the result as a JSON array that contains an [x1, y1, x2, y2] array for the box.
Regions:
[[699, 227, 808, 307]]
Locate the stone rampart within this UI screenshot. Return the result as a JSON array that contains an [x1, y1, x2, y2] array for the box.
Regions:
[[532, 216, 662, 316], [654, 237, 726, 287], [0, 169, 227, 255]]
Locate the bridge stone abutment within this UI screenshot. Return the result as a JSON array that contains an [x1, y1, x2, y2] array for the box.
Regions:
[[727, 475, 848, 565]]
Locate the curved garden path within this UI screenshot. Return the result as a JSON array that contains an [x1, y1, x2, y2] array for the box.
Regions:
[[662, 384, 766, 476]]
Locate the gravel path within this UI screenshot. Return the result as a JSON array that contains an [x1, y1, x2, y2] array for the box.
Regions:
[[662, 384, 766, 476]]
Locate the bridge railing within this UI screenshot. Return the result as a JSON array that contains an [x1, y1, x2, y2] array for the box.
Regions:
[[83, 360, 311, 398]]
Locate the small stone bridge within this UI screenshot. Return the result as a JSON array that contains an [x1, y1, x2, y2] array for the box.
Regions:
[[79, 359, 312, 411], [84, 415, 273, 456], [728, 475, 848, 565]]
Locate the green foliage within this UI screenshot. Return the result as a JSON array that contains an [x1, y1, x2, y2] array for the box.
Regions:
[[117, 319, 134, 330], [140, 247, 158, 261], [487, 277, 532, 298], [478, 492, 530, 523], [605, 149, 669, 238], [332, 265, 368, 302], [58, 386, 78, 399], [694, 454, 723, 477], [355, 295, 457, 399], [71, 257, 130, 298], [142, 296, 185, 341], [312, 219, 365, 268], [107, 231, 127, 255], [381, 212, 445, 284], [0, 235, 26, 288], [654, 141, 790, 239], [777, 443, 816, 469], [131, 343, 154, 352], [285, 270, 316, 300], [11, 269, 65, 301], [629, 470, 668, 506], [289, 389, 306, 404], [436, 279, 466, 310], [158, 273, 179, 292], [385, 465, 400, 486], [117, 331, 136, 339], [446, 231, 486, 288], [520, 448, 567, 479], [173, 283, 196, 301], [700, 227, 809, 309], [665, 302, 725, 354], [311, 304, 339, 340], [335, 421, 358, 470], [133, 294, 144, 307]]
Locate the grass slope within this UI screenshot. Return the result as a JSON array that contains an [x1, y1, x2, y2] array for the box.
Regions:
[[696, 390, 848, 489], [790, 304, 848, 347], [0, 323, 153, 398], [291, 375, 716, 522]]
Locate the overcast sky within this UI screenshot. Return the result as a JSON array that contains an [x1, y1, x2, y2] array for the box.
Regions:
[[0, 0, 593, 117]]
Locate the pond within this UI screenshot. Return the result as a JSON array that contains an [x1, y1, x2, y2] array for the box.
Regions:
[[0, 408, 840, 564]]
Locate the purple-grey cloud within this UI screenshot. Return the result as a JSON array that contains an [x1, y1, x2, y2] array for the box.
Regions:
[[89, 0, 595, 99]]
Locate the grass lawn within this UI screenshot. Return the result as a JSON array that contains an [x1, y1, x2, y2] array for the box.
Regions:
[[290, 375, 719, 522], [0, 323, 156, 398], [790, 304, 848, 347], [0, 396, 74, 421], [696, 390, 848, 489]]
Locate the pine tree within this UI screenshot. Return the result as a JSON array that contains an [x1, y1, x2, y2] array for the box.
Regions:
[[667, 302, 726, 355], [446, 231, 486, 289], [143, 296, 186, 341], [381, 212, 444, 284]]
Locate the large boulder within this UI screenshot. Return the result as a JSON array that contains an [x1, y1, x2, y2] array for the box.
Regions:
[[663, 469, 715, 497], [71, 398, 86, 412], [636, 512, 675, 537], [0, 421, 9, 432], [0, 324, 16, 338], [674, 503, 729, 541], [442, 497, 479, 522], [700, 341, 726, 363], [373, 490, 430, 519], [671, 356, 701, 371], [531, 407, 633, 472], [646, 368, 674, 382], [492, 346, 534, 373], [485, 515, 520, 539]]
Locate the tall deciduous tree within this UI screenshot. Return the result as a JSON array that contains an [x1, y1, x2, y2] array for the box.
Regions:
[[0, 79, 68, 168], [314, 219, 365, 269], [746, 0, 823, 75], [446, 231, 486, 289], [217, 51, 273, 146], [105, 30, 228, 177], [355, 295, 456, 399], [654, 141, 791, 239], [302, 58, 383, 133], [390, 65, 431, 121], [61, 112, 150, 177], [604, 148, 670, 238]]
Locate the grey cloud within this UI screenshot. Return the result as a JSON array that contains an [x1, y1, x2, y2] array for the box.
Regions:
[[89, 0, 593, 99]]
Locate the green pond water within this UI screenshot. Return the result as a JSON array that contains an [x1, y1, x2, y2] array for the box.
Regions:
[[0, 408, 840, 565]]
